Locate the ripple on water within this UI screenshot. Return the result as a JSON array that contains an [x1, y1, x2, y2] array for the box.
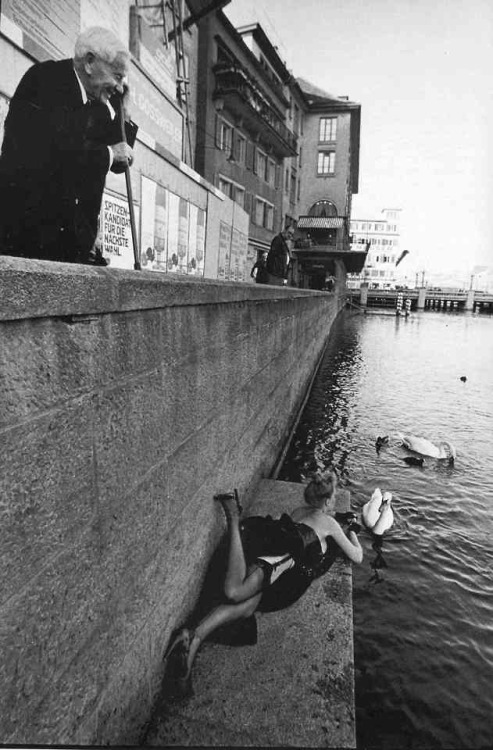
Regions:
[[280, 311, 493, 748]]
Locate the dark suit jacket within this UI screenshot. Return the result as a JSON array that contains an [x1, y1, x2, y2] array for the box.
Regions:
[[266, 233, 289, 279], [0, 58, 138, 262]]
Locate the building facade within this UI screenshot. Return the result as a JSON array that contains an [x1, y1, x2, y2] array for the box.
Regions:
[[348, 208, 402, 289], [291, 78, 365, 288], [194, 14, 297, 267]]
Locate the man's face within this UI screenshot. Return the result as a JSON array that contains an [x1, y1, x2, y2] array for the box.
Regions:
[[85, 53, 128, 104]]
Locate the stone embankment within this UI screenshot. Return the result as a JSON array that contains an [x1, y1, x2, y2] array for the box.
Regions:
[[0, 257, 346, 745]]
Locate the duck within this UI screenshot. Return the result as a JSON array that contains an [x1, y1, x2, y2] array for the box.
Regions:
[[362, 487, 383, 529], [403, 455, 424, 467], [400, 434, 456, 463], [372, 492, 394, 536]]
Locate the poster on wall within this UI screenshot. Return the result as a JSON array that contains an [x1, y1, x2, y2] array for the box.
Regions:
[[237, 231, 249, 281], [177, 198, 189, 274], [139, 176, 207, 277], [188, 204, 198, 275], [99, 191, 139, 269], [230, 228, 240, 281], [217, 221, 232, 280], [195, 209, 206, 276], [153, 185, 168, 270], [0, 0, 80, 61], [167, 191, 180, 272], [140, 176, 168, 270]]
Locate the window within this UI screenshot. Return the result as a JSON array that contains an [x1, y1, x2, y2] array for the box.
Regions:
[[234, 186, 245, 209], [290, 173, 296, 202], [319, 117, 337, 142], [217, 118, 233, 153], [293, 104, 300, 134], [308, 200, 337, 218], [256, 149, 268, 181], [218, 176, 232, 198], [218, 175, 245, 208], [267, 158, 276, 187], [234, 134, 246, 165], [317, 151, 336, 175], [254, 196, 274, 229], [285, 168, 290, 192]]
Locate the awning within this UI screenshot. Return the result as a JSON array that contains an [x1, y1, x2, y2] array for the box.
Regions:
[[297, 217, 345, 229]]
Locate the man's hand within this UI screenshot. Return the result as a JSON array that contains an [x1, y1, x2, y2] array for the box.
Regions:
[[120, 83, 132, 120], [110, 141, 134, 168], [110, 84, 132, 121]]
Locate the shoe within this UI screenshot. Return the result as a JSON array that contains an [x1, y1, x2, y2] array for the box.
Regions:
[[163, 627, 191, 664], [214, 489, 243, 514], [85, 248, 109, 266], [163, 628, 194, 698]]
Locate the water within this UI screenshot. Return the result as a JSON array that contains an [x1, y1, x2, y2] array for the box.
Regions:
[[278, 308, 493, 749]]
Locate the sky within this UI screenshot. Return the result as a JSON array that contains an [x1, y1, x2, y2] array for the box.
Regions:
[[225, 0, 493, 283]]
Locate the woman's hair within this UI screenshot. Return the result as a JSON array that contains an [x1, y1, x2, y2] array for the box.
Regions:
[[304, 470, 337, 508], [74, 26, 129, 65]]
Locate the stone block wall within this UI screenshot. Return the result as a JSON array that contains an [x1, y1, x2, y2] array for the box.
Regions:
[[0, 257, 344, 745]]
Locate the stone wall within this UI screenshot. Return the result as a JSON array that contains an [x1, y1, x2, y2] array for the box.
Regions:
[[0, 257, 344, 745]]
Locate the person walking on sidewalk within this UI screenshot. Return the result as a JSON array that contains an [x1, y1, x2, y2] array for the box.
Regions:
[[266, 225, 295, 285], [163, 470, 362, 697]]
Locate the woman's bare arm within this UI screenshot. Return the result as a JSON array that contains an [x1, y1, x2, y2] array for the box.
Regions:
[[326, 517, 363, 564]]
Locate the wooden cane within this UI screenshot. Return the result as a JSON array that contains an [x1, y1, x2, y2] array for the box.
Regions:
[[118, 97, 141, 270]]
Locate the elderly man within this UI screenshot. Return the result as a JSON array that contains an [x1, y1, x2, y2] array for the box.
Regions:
[[0, 26, 137, 264], [266, 225, 294, 286]]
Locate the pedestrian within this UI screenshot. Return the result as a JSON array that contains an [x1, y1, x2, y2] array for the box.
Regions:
[[250, 250, 269, 284], [0, 26, 137, 265], [163, 470, 362, 697], [266, 225, 294, 286]]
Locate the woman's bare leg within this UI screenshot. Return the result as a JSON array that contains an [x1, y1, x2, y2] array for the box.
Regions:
[[186, 591, 262, 676], [170, 496, 267, 689], [218, 495, 265, 602]]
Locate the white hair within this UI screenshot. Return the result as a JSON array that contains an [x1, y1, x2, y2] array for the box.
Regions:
[[74, 26, 129, 65]]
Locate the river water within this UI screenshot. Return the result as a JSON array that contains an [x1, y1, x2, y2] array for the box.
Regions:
[[278, 308, 493, 749]]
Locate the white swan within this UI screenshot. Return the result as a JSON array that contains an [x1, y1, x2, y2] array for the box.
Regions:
[[372, 492, 394, 535], [362, 487, 383, 529], [401, 434, 456, 462]]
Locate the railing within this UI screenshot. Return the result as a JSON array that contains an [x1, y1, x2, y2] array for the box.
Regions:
[[213, 62, 298, 154], [294, 240, 349, 253]]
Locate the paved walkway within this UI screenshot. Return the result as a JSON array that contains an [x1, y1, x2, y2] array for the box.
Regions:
[[144, 480, 356, 748]]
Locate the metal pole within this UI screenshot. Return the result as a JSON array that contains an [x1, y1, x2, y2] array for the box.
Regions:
[[118, 98, 141, 270]]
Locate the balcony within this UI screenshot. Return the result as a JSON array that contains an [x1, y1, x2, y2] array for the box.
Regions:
[[213, 62, 298, 157]]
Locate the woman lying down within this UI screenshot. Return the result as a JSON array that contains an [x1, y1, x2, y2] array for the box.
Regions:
[[164, 470, 363, 696]]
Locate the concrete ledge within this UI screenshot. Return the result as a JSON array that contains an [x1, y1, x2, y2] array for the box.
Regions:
[[144, 480, 355, 748], [0, 256, 328, 321]]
